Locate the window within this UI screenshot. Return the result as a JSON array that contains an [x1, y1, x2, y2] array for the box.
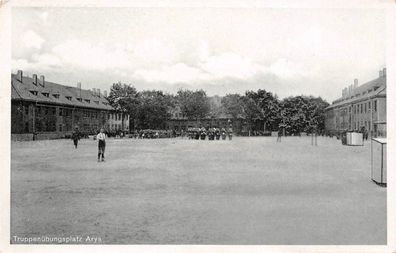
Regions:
[[84, 99, 90, 103], [374, 100, 377, 112], [59, 108, 63, 116], [368, 102, 371, 110], [25, 106, 29, 115], [77, 98, 82, 102], [66, 96, 72, 101], [53, 94, 60, 99], [30, 90, 38, 96], [364, 103, 367, 113], [42, 92, 49, 97]]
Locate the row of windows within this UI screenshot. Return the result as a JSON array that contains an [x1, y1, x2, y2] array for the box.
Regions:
[[29, 90, 104, 105], [22, 105, 132, 126], [346, 100, 378, 115], [26, 105, 130, 122], [30, 106, 106, 119], [354, 120, 371, 131], [108, 113, 124, 120]]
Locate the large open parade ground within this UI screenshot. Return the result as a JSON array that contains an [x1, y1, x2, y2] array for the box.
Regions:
[[11, 136, 386, 244]]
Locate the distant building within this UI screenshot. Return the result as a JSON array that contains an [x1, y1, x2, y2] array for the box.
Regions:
[[108, 111, 130, 133], [166, 105, 247, 134], [324, 68, 386, 137], [11, 70, 129, 140]]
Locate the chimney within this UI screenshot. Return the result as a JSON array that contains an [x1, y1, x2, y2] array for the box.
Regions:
[[382, 68, 386, 77], [92, 88, 96, 95], [16, 70, 23, 82], [103, 90, 108, 97], [77, 82, 81, 89], [39, 75, 45, 87], [97, 88, 101, 97], [379, 70, 383, 77], [353, 79, 358, 88], [33, 74, 38, 85]]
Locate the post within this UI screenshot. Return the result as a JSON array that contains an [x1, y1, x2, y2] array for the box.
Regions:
[[32, 103, 36, 134], [311, 132, 314, 145]]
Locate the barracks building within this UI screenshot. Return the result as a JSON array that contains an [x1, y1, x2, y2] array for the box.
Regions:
[[166, 104, 249, 135], [324, 68, 387, 137], [11, 70, 129, 141]]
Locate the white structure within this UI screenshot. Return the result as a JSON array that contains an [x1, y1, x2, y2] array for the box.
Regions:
[[346, 132, 363, 146], [371, 138, 386, 185], [108, 112, 130, 133]]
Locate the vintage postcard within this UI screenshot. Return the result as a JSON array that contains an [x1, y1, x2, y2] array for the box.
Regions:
[[0, 0, 395, 252]]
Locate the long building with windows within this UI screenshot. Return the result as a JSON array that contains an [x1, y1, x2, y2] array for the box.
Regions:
[[324, 68, 386, 137], [11, 70, 129, 141]]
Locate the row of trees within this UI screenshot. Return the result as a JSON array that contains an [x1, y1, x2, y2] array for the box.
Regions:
[[221, 91, 329, 134], [107, 82, 329, 133], [107, 82, 211, 129]]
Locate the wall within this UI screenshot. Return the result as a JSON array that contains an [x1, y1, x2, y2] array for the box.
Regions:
[[11, 100, 113, 139]]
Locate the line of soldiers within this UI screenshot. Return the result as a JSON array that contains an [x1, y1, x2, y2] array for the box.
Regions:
[[187, 127, 233, 140]]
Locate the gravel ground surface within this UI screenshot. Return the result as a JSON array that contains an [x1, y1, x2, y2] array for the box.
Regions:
[[11, 136, 386, 244]]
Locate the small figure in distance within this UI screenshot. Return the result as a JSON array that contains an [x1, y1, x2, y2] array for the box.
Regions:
[[277, 127, 283, 142], [97, 128, 106, 162], [71, 126, 80, 149]]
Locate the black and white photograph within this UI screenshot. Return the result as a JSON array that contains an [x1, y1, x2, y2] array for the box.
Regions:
[[1, 0, 395, 252]]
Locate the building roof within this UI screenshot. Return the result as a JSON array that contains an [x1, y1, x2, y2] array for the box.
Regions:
[[326, 75, 386, 110], [11, 73, 114, 111]]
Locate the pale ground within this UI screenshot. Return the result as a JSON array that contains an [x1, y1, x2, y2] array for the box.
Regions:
[[11, 136, 386, 244]]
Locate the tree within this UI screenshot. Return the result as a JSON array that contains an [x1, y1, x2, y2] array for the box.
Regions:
[[135, 90, 174, 129], [108, 82, 140, 115], [221, 94, 245, 119], [107, 82, 140, 131], [176, 89, 210, 120], [243, 89, 280, 132], [279, 96, 329, 135]]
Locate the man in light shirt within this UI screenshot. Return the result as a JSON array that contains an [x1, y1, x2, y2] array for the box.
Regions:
[[97, 128, 106, 162]]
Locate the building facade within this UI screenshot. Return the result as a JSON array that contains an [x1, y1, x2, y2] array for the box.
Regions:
[[324, 68, 386, 137], [11, 70, 129, 140], [165, 106, 247, 135], [108, 112, 130, 133]]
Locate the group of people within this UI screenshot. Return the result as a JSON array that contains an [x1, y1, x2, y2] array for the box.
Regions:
[[187, 127, 233, 141], [71, 125, 234, 163], [132, 129, 175, 139], [72, 127, 106, 162]]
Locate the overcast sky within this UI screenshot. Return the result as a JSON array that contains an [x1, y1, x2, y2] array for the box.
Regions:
[[12, 7, 386, 102]]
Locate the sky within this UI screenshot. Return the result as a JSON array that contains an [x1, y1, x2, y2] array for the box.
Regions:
[[12, 7, 386, 102]]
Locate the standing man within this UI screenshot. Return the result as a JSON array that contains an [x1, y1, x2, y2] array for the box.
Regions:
[[277, 126, 283, 142], [71, 127, 80, 149], [97, 128, 106, 162]]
